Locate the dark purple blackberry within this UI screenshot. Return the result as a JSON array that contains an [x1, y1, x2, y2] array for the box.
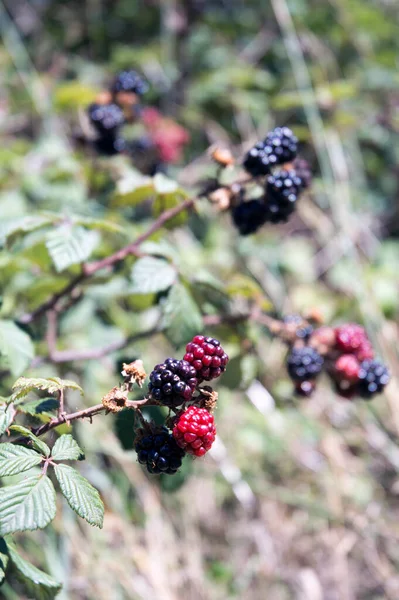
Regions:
[[231, 199, 268, 235], [287, 347, 324, 381], [88, 103, 125, 135], [148, 358, 198, 407], [111, 70, 149, 96], [284, 314, 314, 340], [94, 135, 126, 156], [264, 169, 303, 223], [263, 126, 298, 166], [243, 143, 273, 177], [358, 359, 390, 398], [135, 427, 185, 474]]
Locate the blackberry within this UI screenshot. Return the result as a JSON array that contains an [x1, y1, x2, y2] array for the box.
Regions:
[[287, 347, 324, 381], [173, 406, 216, 457], [148, 358, 198, 407], [358, 359, 390, 398], [231, 199, 268, 235], [242, 127, 298, 176], [111, 70, 149, 96], [184, 335, 229, 382], [335, 324, 368, 354], [264, 169, 303, 223], [88, 103, 125, 135], [135, 427, 185, 474], [283, 314, 313, 340]]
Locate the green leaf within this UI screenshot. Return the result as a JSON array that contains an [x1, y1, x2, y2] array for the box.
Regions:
[[112, 171, 154, 206], [153, 173, 179, 194], [19, 398, 59, 418], [0, 215, 53, 247], [12, 376, 83, 402], [162, 283, 203, 347], [51, 435, 84, 462], [73, 216, 126, 234], [0, 443, 43, 476], [0, 538, 9, 584], [152, 192, 188, 229], [6, 539, 61, 600], [54, 464, 104, 528], [130, 256, 177, 294], [10, 426, 50, 457], [0, 475, 56, 535], [0, 404, 15, 436], [0, 320, 35, 377], [45, 225, 99, 272]]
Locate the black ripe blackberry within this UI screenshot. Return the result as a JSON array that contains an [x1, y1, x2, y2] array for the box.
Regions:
[[287, 347, 324, 381], [264, 169, 303, 223], [231, 199, 268, 235], [148, 358, 198, 407], [358, 359, 390, 398], [243, 143, 272, 177], [284, 314, 314, 340], [88, 103, 125, 135], [111, 70, 149, 96], [135, 427, 185, 474]]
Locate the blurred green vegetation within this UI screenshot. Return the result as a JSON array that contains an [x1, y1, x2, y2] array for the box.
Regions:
[[0, 0, 398, 598]]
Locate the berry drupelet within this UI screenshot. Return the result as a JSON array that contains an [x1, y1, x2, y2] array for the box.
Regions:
[[148, 358, 198, 407], [184, 335, 229, 382], [287, 346, 324, 381], [88, 103, 125, 135], [264, 169, 304, 223], [111, 70, 149, 96], [135, 427, 185, 474], [358, 359, 390, 398], [173, 406, 216, 457], [231, 199, 268, 235]]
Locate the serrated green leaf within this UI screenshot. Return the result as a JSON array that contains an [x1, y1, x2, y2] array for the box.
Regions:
[[54, 464, 104, 528], [130, 256, 177, 294], [0, 538, 9, 584], [6, 539, 61, 600], [0, 475, 56, 535], [73, 216, 126, 234], [0, 215, 53, 247], [0, 320, 34, 377], [9, 426, 50, 457], [12, 376, 83, 402], [45, 225, 99, 272], [162, 283, 203, 347], [0, 443, 43, 476], [51, 435, 84, 462], [0, 404, 15, 436]]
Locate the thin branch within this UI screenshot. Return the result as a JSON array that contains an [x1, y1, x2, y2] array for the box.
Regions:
[[18, 197, 195, 325]]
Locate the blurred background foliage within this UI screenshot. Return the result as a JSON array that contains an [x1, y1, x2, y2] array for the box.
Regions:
[[0, 0, 399, 598]]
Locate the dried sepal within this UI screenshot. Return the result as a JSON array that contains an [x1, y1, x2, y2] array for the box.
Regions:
[[122, 360, 147, 390], [102, 387, 128, 413]]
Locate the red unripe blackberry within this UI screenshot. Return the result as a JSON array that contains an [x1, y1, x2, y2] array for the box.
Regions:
[[184, 335, 229, 381], [356, 340, 374, 362], [148, 358, 198, 407], [335, 324, 368, 354], [173, 406, 216, 457], [334, 354, 360, 384]]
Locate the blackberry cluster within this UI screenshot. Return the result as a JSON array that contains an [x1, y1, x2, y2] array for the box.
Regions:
[[86, 69, 148, 158], [135, 427, 185, 474], [111, 70, 149, 96], [231, 126, 310, 235], [148, 358, 197, 407], [243, 127, 298, 176], [264, 169, 304, 223], [184, 335, 229, 381], [137, 335, 227, 475], [287, 346, 324, 381]]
